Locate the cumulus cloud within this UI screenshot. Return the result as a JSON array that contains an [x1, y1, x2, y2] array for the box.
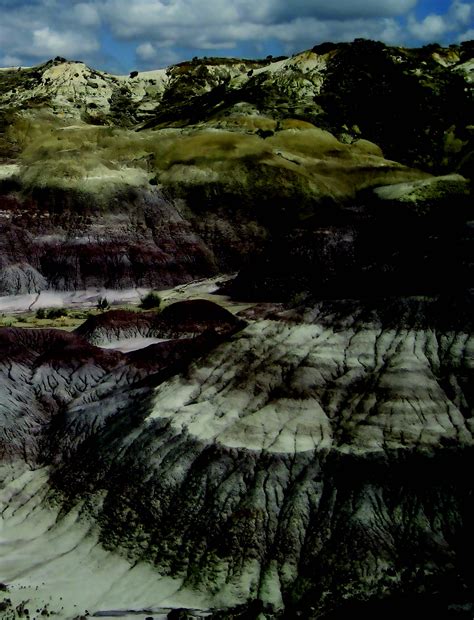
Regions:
[[407, 0, 473, 42], [31, 26, 99, 57], [0, 54, 23, 67], [97, 0, 472, 63], [99, 0, 417, 39], [450, 0, 473, 25], [100, 0, 240, 38], [73, 3, 101, 26], [458, 28, 474, 42], [0, 0, 471, 72], [96, 0, 413, 57], [408, 14, 448, 40], [0, 0, 101, 66], [136, 42, 156, 60]]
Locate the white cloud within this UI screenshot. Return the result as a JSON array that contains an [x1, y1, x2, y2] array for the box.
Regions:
[[458, 28, 474, 42], [135, 41, 183, 68], [449, 1, 472, 26], [31, 26, 99, 57], [100, 0, 240, 38], [73, 3, 101, 26], [0, 1, 102, 67], [408, 14, 448, 40], [96, 0, 416, 57], [136, 42, 156, 60], [0, 0, 470, 73], [99, 0, 419, 40], [0, 54, 23, 67], [407, 0, 473, 42]]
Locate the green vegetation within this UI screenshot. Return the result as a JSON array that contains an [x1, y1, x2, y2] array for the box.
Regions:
[[1, 308, 87, 330], [96, 296, 110, 311], [139, 291, 162, 309], [6, 111, 420, 192], [44, 308, 68, 319], [316, 39, 473, 173]]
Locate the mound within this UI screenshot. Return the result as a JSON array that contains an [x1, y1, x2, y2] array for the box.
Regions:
[[76, 299, 245, 345]]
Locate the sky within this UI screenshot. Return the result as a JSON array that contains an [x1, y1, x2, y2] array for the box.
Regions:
[[0, 0, 472, 73]]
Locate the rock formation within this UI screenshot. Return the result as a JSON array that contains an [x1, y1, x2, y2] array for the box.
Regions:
[[0, 39, 473, 619], [0, 40, 471, 294], [1, 296, 473, 618]]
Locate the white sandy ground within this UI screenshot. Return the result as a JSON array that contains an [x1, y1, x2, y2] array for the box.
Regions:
[[0, 276, 254, 355], [0, 464, 212, 619], [0, 289, 147, 314], [99, 337, 169, 353], [0, 275, 251, 316]]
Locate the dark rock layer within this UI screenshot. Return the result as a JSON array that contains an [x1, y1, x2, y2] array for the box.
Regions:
[[75, 299, 245, 344], [228, 175, 473, 302], [0, 187, 221, 293]]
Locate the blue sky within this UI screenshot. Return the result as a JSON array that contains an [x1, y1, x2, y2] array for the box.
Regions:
[[0, 0, 472, 73]]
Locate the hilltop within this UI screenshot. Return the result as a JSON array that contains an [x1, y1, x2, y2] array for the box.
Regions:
[[0, 39, 472, 171], [0, 39, 471, 296]]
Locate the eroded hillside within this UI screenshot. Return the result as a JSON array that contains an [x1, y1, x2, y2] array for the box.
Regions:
[[0, 40, 473, 620], [0, 40, 471, 295]]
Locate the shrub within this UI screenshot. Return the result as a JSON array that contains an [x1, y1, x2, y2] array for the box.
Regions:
[[97, 296, 110, 311], [256, 128, 274, 139], [46, 308, 67, 319], [35, 308, 46, 319], [139, 291, 162, 310]]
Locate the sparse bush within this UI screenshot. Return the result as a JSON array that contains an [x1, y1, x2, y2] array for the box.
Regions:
[[256, 128, 274, 139], [97, 296, 110, 311], [139, 291, 162, 310], [45, 308, 67, 319]]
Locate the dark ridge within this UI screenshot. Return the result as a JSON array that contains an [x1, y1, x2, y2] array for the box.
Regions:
[[316, 39, 473, 173], [0, 326, 123, 366], [75, 300, 245, 342], [159, 298, 242, 329], [74, 309, 154, 337]]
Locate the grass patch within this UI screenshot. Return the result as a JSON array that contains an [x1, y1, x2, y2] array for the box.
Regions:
[[6, 112, 425, 203], [0, 309, 94, 330]]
